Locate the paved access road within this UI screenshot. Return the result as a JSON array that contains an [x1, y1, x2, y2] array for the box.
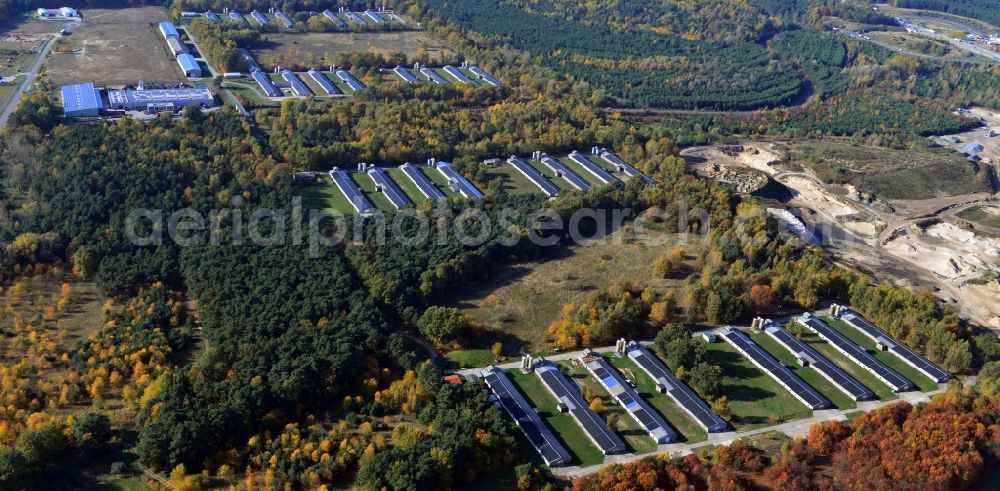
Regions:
[[0, 34, 57, 127], [551, 382, 950, 479], [456, 309, 956, 480], [182, 26, 251, 118]]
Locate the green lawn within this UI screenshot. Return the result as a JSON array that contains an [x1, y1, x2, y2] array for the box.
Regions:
[[790, 140, 989, 200], [559, 156, 606, 188], [749, 332, 856, 410], [458, 66, 484, 86], [581, 152, 628, 178], [605, 354, 709, 443], [486, 165, 544, 195], [327, 72, 359, 94], [412, 69, 432, 83], [508, 370, 605, 467], [419, 166, 462, 198], [560, 361, 658, 454], [527, 159, 575, 192], [443, 349, 495, 369], [385, 167, 428, 205], [822, 317, 939, 392], [351, 171, 395, 212], [223, 82, 278, 107], [295, 174, 354, 215], [704, 340, 812, 431], [798, 330, 898, 401]]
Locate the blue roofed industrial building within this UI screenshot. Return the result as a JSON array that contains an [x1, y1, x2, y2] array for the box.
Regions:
[[252, 70, 281, 97], [158, 21, 179, 39], [176, 53, 202, 77], [229, 10, 249, 27], [308, 69, 342, 95], [281, 70, 312, 96], [250, 10, 268, 26], [61, 82, 103, 116], [275, 11, 294, 28]]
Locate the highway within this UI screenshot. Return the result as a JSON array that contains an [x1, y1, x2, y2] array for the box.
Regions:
[[889, 14, 1000, 63], [843, 30, 982, 63], [952, 38, 1000, 62]]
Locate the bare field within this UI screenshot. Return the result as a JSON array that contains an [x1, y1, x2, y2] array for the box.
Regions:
[[42, 7, 186, 86], [0, 15, 59, 78], [253, 30, 453, 70], [0, 14, 65, 41], [449, 228, 693, 351], [789, 140, 990, 200]]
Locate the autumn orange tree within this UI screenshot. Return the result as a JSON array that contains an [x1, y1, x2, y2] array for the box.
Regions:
[[576, 374, 1000, 490]]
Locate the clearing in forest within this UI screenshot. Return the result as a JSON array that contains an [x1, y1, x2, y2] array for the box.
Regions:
[[252, 30, 453, 70], [449, 226, 696, 359]]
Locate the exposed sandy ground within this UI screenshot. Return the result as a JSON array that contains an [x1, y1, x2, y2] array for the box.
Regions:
[[885, 222, 1000, 279], [41, 7, 186, 86], [0, 16, 61, 68], [783, 176, 881, 238], [934, 107, 1000, 171], [687, 140, 1000, 328], [683, 143, 884, 238], [736, 143, 783, 171], [683, 143, 783, 176]]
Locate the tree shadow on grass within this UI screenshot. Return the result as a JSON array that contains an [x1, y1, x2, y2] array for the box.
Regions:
[[536, 409, 592, 466], [709, 348, 762, 380], [722, 383, 776, 402], [463, 329, 531, 356]]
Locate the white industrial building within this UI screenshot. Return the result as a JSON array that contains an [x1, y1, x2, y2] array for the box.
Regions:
[[107, 87, 215, 112], [37, 7, 79, 18]]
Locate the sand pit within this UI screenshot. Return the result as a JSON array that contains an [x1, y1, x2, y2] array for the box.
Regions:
[[736, 144, 783, 172], [885, 222, 1000, 279], [782, 175, 882, 238]]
